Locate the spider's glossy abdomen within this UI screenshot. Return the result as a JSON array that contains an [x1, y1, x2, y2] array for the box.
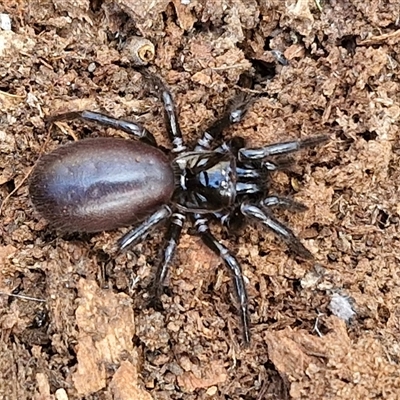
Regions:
[[29, 137, 175, 232]]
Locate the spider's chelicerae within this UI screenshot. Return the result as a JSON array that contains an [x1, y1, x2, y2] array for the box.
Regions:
[[29, 74, 327, 344]]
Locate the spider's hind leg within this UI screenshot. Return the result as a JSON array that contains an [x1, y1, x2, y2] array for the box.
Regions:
[[118, 206, 172, 251], [151, 212, 186, 299]]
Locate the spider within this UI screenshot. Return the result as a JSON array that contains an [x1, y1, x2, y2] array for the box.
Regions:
[[29, 73, 327, 344]]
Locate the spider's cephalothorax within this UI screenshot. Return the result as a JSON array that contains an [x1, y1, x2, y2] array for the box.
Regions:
[[29, 74, 327, 345], [172, 150, 238, 212]]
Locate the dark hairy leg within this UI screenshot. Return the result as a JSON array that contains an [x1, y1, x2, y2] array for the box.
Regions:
[[118, 205, 172, 251], [239, 135, 328, 161], [194, 214, 251, 344], [47, 110, 157, 146], [260, 196, 308, 212], [147, 74, 186, 153], [151, 212, 186, 298], [195, 94, 255, 151], [241, 203, 312, 259]]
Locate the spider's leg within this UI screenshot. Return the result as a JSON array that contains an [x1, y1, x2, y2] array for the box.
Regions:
[[118, 205, 172, 251], [47, 111, 157, 146], [195, 94, 255, 151], [260, 196, 308, 212], [262, 158, 296, 171], [216, 207, 247, 233], [241, 203, 312, 259], [194, 214, 250, 344], [152, 212, 186, 298], [239, 135, 328, 162], [148, 74, 186, 153]]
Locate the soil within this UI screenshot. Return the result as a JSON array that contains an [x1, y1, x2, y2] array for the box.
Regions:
[[1, 0, 400, 399]]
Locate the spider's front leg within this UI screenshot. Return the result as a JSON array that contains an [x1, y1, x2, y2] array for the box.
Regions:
[[260, 196, 308, 212], [47, 110, 157, 146], [195, 94, 255, 152], [194, 214, 251, 344], [238, 135, 328, 161]]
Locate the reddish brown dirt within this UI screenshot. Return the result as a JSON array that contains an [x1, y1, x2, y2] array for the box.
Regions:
[[1, 1, 400, 399]]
